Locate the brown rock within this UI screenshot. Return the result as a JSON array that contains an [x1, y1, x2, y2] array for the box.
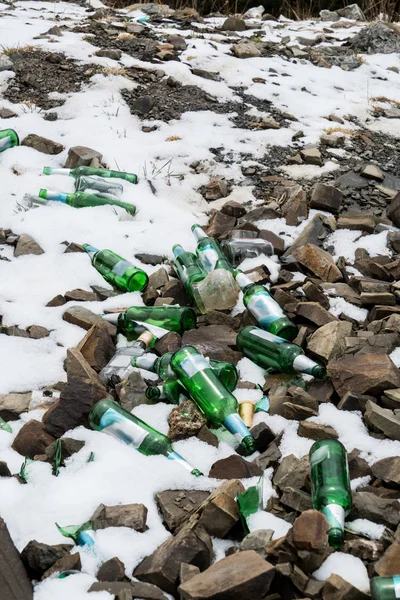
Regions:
[[20, 540, 71, 580], [205, 211, 236, 239], [178, 550, 275, 600], [0, 517, 33, 600], [115, 371, 148, 412], [337, 392, 376, 413], [196, 425, 218, 447], [278, 184, 308, 226], [65, 146, 103, 169], [42, 552, 81, 580], [302, 280, 330, 309], [149, 268, 169, 290], [46, 294, 66, 307], [205, 179, 228, 201], [292, 244, 342, 282], [259, 229, 285, 255], [298, 421, 338, 440], [91, 503, 148, 532], [273, 454, 309, 491], [21, 134, 63, 155], [292, 510, 330, 552], [88, 581, 167, 599], [156, 491, 210, 531], [11, 420, 55, 458], [374, 541, 400, 576], [154, 332, 181, 355], [221, 201, 246, 218], [168, 400, 207, 441], [352, 492, 400, 528], [208, 455, 262, 480], [337, 214, 375, 233], [181, 325, 241, 364], [161, 281, 188, 305], [296, 302, 338, 326], [322, 574, 369, 600], [308, 321, 352, 362], [309, 183, 342, 214], [76, 324, 115, 373], [97, 557, 126, 582], [280, 487, 313, 513], [0, 393, 31, 421], [14, 235, 44, 257], [64, 288, 98, 302], [328, 354, 400, 398], [344, 538, 384, 562], [283, 214, 335, 259], [63, 306, 116, 336], [66, 348, 106, 391], [371, 456, 400, 485], [365, 401, 400, 441]]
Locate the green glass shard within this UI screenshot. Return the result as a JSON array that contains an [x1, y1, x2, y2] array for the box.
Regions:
[[53, 439, 62, 477]]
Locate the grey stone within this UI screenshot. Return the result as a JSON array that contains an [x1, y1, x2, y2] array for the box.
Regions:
[[308, 321, 352, 362], [352, 492, 400, 528], [240, 530, 273, 554], [0, 54, 14, 72], [133, 96, 154, 115], [310, 183, 342, 213], [97, 557, 126, 582], [371, 457, 400, 485], [349, 22, 400, 54], [115, 371, 149, 411], [222, 16, 246, 31], [21, 540, 69, 580], [95, 49, 122, 60], [300, 146, 323, 166], [41, 552, 81, 580], [21, 134, 63, 155], [232, 42, 261, 59], [365, 401, 400, 441], [65, 146, 103, 169], [156, 490, 210, 531], [328, 354, 400, 398], [89, 581, 167, 599], [90, 503, 148, 532], [337, 3, 365, 20], [27, 325, 50, 339], [148, 268, 169, 290], [296, 302, 338, 326], [273, 454, 309, 491], [320, 9, 339, 21], [14, 235, 44, 257], [167, 35, 187, 51], [280, 487, 313, 513]]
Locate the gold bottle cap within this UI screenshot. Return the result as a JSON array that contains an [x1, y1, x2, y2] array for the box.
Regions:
[[239, 400, 255, 429], [138, 330, 155, 347]]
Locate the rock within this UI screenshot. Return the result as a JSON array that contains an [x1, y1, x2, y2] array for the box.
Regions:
[[41, 552, 81, 580], [166, 35, 187, 51], [283, 214, 335, 259], [95, 49, 122, 60], [374, 541, 400, 576], [222, 16, 246, 31], [143, 285, 159, 306], [134, 526, 212, 595], [156, 490, 210, 531], [296, 302, 337, 326], [345, 333, 399, 356], [0, 393, 31, 421], [14, 235, 44, 257], [196, 425, 218, 447], [76, 325, 115, 373], [0, 517, 33, 600], [291, 244, 342, 282], [42, 381, 107, 438], [205, 211, 236, 240], [232, 42, 261, 59], [302, 281, 330, 309], [221, 200, 246, 218], [273, 454, 309, 491], [135, 253, 165, 266], [337, 392, 376, 413], [337, 3, 365, 20], [161, 280, 188, 305], [66, 348, 106, 391], [149, 268, 169, 290], [0, 462, 11, 477], [27, 325, 50, 339], [387, 192, 400, 227], [0, 54, 14, 72], [255, 438, 282, 471], [115, 371, 148, 412], [345, 538, 384, 562], [180, 563, 200, 587], [21, 134, 63, 155], [362, 164, 384, 181], [154, 332, 181, 355], [64, 288, 97, 302], [309, 183, 342, 213], [89, 581, 167, 599], [21, 540, 69, 580], [45, 438, 85, 463], [352, 492, 400, 528], [280, 487, 313, 513], [168, 400, 207, 441], [328, 354, 400, 398], [250, 422, 275, 452], [298, 421, 338, 440], [348, 450, 372, 479], [191, 68, 220, 81], [208, 455, 262, 480], [322, 574, 369, 600], [204, 179, 228, 201], [176, 480, 244, 537], [63, 306, 116, 336], [65, 146, 103, 169], [269, 397, 317, 420], [258, 230, 285, 255], [97, 557, 126, 582], [300, 147, 323, 166], [178, 550, 275, 600], [282, 510, 331, 574], [12, 420, 55, 458], [133, 95, 154, 115], [308, 321, 352, 362], [46, 294, 66, 307], [0, 107, 17, 118], [277, 183, 308, 226], [182, 325, 241, 365], [371, 456, 400, 485], [240, 530, 274, 554], [365, 401, 400, 441], [90, 503, 148, 532]]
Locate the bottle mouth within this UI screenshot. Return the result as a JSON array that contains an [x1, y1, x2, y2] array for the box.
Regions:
[[240, 435, 257, 455], [313, 366, 327, 380], [145, 387, 161, 400], [180, 308, 197, 331], [191, 468, 203, 477], [328, 528, 344, 550], [191, 224, 201, 232]]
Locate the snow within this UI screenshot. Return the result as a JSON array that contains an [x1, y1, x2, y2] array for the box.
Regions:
[[313, 552, 370, 592], [34, 573, 111, 600], [328, 297, 368, 322], [346, 519, 385, 540], [389, 346, 400, 367], [327, 229, 390, 262], [247, 510, 292, 540], [236, 357, 266, 386]]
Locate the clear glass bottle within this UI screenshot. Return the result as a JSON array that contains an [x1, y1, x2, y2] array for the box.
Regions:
[[220, 238, 273, 266]]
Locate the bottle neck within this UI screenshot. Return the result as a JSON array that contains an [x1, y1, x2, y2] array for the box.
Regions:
[[82, 244, 99, 259], [292, 354, 319, 374], [0, 136, 11, 151], [173, 244, 185, 257], [101, 313, 121, 325], [39, 189, 68, 202], [235, 271, 253, 290], [133, 353, 157, 371], [192, 225, 207, 242], [167, 450, 203, 476], [23, 194, 49, 207], [43, 167, 71, 176]]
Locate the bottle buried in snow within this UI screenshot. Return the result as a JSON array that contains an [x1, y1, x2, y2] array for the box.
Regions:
[[75, 175, 123, 198], [82, 244, 148, 293], [99, 332, 155, 382], [89, 398, 202, 476], [220, 238, 274, 266], [146, 378, 189, 405], [0, 129, 19, 153], [236, 326, 326, 379], [191, 259, 240, 313], [43, 165, 138, 184], [309, 439, 352, 550], [191, 224, 232, 273], [370, 576, 400, 600], [102, 306, 196, 337], [235, 271, 297, 341], [38, 189, 136, 217], [172, 244, 206, 300], [170, 346, 256, 454], [56, 521, 95, 549], [0, 416, 12, 433], [374, 223, 400, 234], [132, 352, 238, 392]]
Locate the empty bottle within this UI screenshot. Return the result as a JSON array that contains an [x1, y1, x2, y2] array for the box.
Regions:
[[170, 346, 256, 454], [146, 379, 189, 405], [237, 326, 326, 379], [102, 306, 196, 337], [43, 165, 138, 184], [75, 175, 123, 198], [82, 244, 148, 293], [221, 238, 274, 266], [309, 439, 352, 549], [235, 271, 297, 341], [39, 189, 136, 216], [172, 244, 206, 300], [370, 576, 400, 600], [0, 128, 19, 152], [89, 398, 202, 476], [191, 259, 240, 313], [375, 223, 400, 234], [132, 352, 238, 391], [56, 521, 95, 549], [99, 331, 155, 382], [191, 224, 232, 272]]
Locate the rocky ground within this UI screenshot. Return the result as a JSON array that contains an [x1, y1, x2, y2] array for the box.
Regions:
[[0, 1, 400, 600]]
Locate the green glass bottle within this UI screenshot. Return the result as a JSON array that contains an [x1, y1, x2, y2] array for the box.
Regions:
[[132, 352, 238, 392], [0, 416, 12, 433], [172, 244, 206, 299], [82, 244, 148, 293], [89, 398, 202, 476], [370, 576, 400, 600], [191, 224, 232, 273], [102, 306, 196, 337], [39, 189, 136, 216], [43, 165, 138, 184], [0, 128, 19, 152], [75, 175, 123, 198], [56, 521, 95, 548], [146, 379, 189, 405], [170, 346, 256, 454], [235, 271, 297, 341], [309, 439, 352, 549], [236, 326, 326, 379]]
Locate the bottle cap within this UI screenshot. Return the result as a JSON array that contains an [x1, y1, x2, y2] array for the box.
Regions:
[[239, 401, 255, 428]]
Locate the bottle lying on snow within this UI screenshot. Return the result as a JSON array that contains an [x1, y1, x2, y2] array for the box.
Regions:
[[43, 165, 138, 184], [310, 439, 352, 549], [132, 352, 238, 392], [37, 189, 136, 216], [0, 128, 19, 152], [75, 175, 123, 198], [89, 398, 202, 476], [99, 331, 155, 383], [236, 326, 326, 379], [235, 270, 297, 341], [370, 576, 400, 599], [220, 238, 274, 266], [170, 346, 256, 455], [146, 378, 189, 405], [102, 305, 196, 337], [83, 245, 148, 293]]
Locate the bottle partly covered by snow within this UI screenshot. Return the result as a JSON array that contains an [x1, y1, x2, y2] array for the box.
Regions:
[[43, 165, 138, 184], [39, 189, 136, 216], [0, 128, 19, 153]]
